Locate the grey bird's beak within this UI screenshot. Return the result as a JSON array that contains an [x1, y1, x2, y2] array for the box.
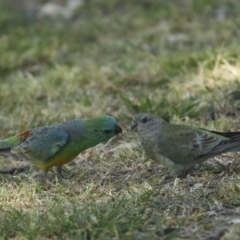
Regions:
[[115, 124, 122, 135], [131, 119, 137, 131]]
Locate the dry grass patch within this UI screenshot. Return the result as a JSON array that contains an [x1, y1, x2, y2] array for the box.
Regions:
[[1, 0, 240, 239]]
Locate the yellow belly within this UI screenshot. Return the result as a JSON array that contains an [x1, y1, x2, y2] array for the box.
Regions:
[[34, 144, 81, 170], [35, 156, 75, 170]]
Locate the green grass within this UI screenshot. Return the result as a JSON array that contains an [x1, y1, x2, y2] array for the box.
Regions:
[[1, 0, 240, 239]]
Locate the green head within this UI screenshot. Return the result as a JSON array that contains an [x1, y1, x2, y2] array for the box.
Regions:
[[83, 115, 122, 145]]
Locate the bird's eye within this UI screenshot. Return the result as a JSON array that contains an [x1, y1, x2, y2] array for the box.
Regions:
[[104, 129, 112, 134], [141, 117, 148, 123]]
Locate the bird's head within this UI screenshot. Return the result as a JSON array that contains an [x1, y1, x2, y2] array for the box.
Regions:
[[131, 113, 166, 136], [85, 115, 122, 143]]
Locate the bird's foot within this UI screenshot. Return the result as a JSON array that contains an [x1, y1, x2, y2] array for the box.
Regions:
[[44, 170, 52, 181], [164, 172, 194, 186], [43, 167, 65, 182], [164, 174, 174, 180], [186, 173, 194, 186], [228, 159, 240, 174], [176, 170, 195, 186], [55, 166, 65, 179]]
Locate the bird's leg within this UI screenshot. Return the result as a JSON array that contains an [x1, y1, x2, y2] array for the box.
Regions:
[[44, 169, 52, 181], [177, 170, 195, 186], [229, 159, 240, 173], [165, 171, 194, 186], [55, 166, 64, 179], [186, 173, 194, 186]]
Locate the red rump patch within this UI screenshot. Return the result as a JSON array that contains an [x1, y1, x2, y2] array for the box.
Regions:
[[18, 130, 30, 140]]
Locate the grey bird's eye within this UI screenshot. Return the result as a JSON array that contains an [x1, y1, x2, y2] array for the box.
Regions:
[[141, 116, 149, 123]]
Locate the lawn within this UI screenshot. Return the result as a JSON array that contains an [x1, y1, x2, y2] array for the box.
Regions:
[[0, 0, 240, 239]]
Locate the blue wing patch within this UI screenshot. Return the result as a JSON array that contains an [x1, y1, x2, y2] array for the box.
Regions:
[[12, 126, 69, 162]]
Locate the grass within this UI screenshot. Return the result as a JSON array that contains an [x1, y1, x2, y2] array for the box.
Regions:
[[0, 0, 240, 239]]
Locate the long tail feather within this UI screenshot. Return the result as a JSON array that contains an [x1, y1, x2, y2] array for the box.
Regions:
[[203, 129, 240, 140]]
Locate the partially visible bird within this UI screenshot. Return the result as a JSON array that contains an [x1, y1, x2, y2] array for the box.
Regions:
[[131, 113, 240, 175], [0, 116, 122, 178]]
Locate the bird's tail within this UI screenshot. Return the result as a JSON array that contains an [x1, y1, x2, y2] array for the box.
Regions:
[[205, 130, 240, 152], [206, 130, 240, 140], [0, 148, 19, 159], [0, 136, 21, 159]]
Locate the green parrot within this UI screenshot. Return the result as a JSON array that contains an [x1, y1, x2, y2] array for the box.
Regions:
[[131, 113, 240, 175], [0, 116, 122, 177]]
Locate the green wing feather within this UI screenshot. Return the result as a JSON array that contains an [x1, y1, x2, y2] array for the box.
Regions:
[[158, 128, 239, 164], [202, 129, 240, 140]]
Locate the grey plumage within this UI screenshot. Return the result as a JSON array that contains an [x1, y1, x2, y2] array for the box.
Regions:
[[131, 113, 240, 175]]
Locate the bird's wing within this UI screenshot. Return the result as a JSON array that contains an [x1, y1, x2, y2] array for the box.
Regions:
[[158, 130, 224, 163], [11, 126, 69, 162]]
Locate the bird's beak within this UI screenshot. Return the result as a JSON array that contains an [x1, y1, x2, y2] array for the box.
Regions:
[[131, 119, 137, 131], [115, 124, 122, 135]]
